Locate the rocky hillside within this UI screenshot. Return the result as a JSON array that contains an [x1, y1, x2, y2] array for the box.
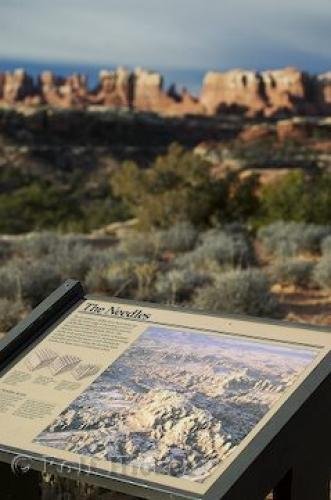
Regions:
[[0, 66, 330, 117]]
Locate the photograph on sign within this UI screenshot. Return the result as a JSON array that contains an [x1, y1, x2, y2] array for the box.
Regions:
[[33, 324, 316, 483]]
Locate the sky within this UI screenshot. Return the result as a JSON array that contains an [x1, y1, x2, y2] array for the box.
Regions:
[[0, 0, 330, 90]]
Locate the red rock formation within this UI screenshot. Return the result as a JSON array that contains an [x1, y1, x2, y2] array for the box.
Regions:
[[64, 73, 88, 105], [92, 68, 132, 108], [200, 70, 265, 116], [315, 73, 331, 115], [2, 69, 34, 104], [0, 73, 5, 100], [159, 87, 204, 116], [262, 67, 310, 116], [41, 72, 88, 107], [200, 67, 326, 117], [38, 71, 64, 106], [239, 123, 274, 142], [172, 88, 204, 115], [131, 68, 202, 116], [0, 66, 330, 117], [133, 68, 171, 112], [276, 118, 312, 141]]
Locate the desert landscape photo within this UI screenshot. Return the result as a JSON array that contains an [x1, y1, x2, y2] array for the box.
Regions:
[[35, 326, 316, 482]]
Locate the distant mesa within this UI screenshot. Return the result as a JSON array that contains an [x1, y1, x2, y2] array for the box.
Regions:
[[0, 66, 330, 117]]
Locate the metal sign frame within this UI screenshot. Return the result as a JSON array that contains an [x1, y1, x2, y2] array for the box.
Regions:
[[0, 280, 329, 500]]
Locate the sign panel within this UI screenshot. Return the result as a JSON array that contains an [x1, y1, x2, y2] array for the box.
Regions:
[[0, 298, 329, 499]]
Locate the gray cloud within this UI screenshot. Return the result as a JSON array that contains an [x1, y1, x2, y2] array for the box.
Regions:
[[0, 0, 330, 71]]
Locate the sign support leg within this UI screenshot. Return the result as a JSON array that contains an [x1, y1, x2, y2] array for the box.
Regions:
[[0, 461, 42, 500], [273, 470, 292, 500], [290, 463, 329, 500]]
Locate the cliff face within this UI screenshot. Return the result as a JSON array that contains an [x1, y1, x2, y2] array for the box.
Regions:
[[261, 68, 309, 115], [0, 66, 330, 117], [315, 73, 331, 115], [201, 70, 266, 116], [200, 67, 330, 117]]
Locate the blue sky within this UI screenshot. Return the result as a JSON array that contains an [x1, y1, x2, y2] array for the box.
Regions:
[[0, 0, 330, 74]]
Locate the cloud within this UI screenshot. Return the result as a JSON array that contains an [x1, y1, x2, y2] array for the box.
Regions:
[[0, 0, 330, 72]]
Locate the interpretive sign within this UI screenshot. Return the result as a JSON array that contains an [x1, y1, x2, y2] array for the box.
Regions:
[[0, 280, 330, 500]]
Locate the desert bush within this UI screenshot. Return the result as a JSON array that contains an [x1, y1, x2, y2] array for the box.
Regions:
[[174, 229, 255, 272], [51, 240, 111, 282], [259, 171, 331, 225], [321, 235, 331, 255], [90, 257, 159, 299], [119, 231, 161, 259], [178, 230, 254, 269], [18, 233, 120, 283], [258, 222, 331, 257], [0, 299, 25, 332], [173, 251, 223, 277], [0, 161, 127, 234], [158, 222, 199, 253], [103, 260, 139, 297], [85, 268, 109, 294], [0, 241, 11, 263], [86, 252, 157, 298], [313, 256, 331, 289], [193, 268, 279, 317], [111, 145, 224, 229], [270, 259, 314, 287], [0, 264, 21, 300], [84, 249, 122, 293], [134, 262, 159, 300], [84, 248, 122, 293], [20, 261, 62, 307], [18, 232, 61, 259], [111, 144, 258, 229], [155, 269, 208, 304]]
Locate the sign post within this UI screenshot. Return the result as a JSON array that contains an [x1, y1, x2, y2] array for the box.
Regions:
[[0, 280, 329, 500]]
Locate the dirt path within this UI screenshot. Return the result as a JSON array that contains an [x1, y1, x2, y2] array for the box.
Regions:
[[274, 285, 331, 326]]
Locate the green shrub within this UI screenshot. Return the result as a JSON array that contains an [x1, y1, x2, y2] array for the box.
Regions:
[[0, 299, 25, 332], [270, 259, 314, 287], [100, 260, 138, 297], [313, 256, 331, 289], [259, 171, 331, 225], [321, 235, 331, 255], [0, 182, 82, 234], [18, 232, 61, 259], [258, 222, 331, 257], [119, 231, 161, 259], [0, 158, 127, 234], [111, 144, 258, 229], [201, 230, 254, 266], [158, 222, 199, 253], [51, 240, 111, 282], [133, 261, 159, 300], [193, 268, 279, 317], [84, 249, 122, 293], [85, 268, 110, 294], [0, 241, 12, 263], [20, 261, 62, 307], [108, 260, 148, 297], [18, 234, 104, 282], [176, 230, 254, 269], [0, 264, 21, 300], [155, 269, 208, 304]]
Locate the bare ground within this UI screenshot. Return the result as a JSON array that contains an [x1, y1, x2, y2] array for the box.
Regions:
[[274, 285, 331, 327]]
